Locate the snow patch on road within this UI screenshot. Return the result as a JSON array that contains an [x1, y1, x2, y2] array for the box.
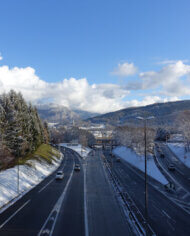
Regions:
[[168, 143, 190, 168], [113, 146, 168, 185], [0, 155, 63, 209], [60, 143, 91, 158]]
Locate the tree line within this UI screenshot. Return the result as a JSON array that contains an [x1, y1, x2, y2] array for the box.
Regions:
[[0, 90, 49, 168], [50, 126, 96, 147]]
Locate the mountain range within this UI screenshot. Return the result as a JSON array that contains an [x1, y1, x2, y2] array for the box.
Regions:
[[36, 103, 98, 124], [37, 100, 190, 127], [86, 100, 190, 126]]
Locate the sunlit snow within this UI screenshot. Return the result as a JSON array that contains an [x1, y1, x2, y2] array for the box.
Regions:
[[113, 146, 168, 185]]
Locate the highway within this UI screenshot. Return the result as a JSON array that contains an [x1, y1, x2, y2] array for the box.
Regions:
[[0, 148, 84, 236], [103, 149, 190, 236], [156, 142, 190, 202], [0, 147, 133, 236], [86, 149, 133, 236]]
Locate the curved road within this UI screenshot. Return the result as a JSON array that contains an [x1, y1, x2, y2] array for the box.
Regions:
[[0, 147, 133, 236]]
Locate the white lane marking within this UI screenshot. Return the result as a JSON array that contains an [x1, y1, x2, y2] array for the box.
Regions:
[[38, 179, 54, 193], [84, 160, 89, 236], [167, 220, 175, 231], [38, 155, 68, 194], [155, 154, 190, 194], [162, 210, 171, 219], [176, 168, 184, 176], [181, 192, 190, 199], [38, 161, 74, 236], [0, 199, 31, 229]]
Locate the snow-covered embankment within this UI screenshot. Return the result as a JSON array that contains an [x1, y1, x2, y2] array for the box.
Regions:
[[0, 153, 63, 210], [60, 143, 91, 158], [168, 143, 190, 168], [113, 146, 168, 185]]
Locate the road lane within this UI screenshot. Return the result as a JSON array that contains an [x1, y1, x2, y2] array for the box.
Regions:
[[104, 150, 190, 236], [86, 149, 133, 236], [158, 143, 190, 194], [52, 152, 85, 236], [0, 149, 75, 236]]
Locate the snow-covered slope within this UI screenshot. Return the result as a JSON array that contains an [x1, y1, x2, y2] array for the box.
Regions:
[[0, 154, 63, 210], [168, 143, 190, 168], [113, 146, 168, 185], [60, 143, 91, 159]]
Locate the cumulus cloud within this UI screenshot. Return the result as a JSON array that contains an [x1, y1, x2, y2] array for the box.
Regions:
[[111, 62, 138, 77], [0, 65, 130, 113], [0, 61, 189, 114], [126, 61, 190, 96]]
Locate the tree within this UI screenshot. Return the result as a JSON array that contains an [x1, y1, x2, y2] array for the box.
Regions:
[[0, 90, 49, 165], [177, 111, 190, 151]]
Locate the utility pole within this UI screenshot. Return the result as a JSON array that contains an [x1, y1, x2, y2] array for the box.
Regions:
[[17, 158, 19, 194], [136, 116, 154, 234], [144, 119, 148, 230]]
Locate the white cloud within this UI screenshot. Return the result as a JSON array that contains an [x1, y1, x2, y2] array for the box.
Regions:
[[126, 61, 190, 96], [111, 62, 138, 77], [158, 59, 189, 65], [0, 65, 130, 113], [124, 96, 179, 108], [0, 53, 3, 61], [0, 61, 189, 114]]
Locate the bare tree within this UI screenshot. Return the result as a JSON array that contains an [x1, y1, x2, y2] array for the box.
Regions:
[[177, 110, 190, 151]]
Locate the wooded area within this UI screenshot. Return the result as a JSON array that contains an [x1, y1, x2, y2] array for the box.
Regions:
[[0, 90, 49, 169]]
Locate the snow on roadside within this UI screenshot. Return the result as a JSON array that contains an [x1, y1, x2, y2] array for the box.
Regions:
[[0, 154, 63, 210], [168, 143, 190, 168], [113, 146, 168, 185], [60, 143, 91, 158]]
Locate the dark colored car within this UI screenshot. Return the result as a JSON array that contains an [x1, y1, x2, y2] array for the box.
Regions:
[[168, 164, 175, 171], [74, 164, 80, 171]]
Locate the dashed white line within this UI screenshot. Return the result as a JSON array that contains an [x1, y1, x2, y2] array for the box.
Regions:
[[181, 192, 190, 200], [176, 168, 185, 176], [0, 199, 31, 229], [38, 161, 74, 236], [162, 210, 172, 219], [38, 179, 54, 193]]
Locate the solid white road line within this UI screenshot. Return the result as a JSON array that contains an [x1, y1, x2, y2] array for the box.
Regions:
[[0, 199, 31, 229], [38, 154, 68, 194], [84, 160, 89, 236], [38, 160, 74, 236]]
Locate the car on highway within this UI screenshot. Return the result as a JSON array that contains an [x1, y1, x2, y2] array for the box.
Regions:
[[56, 171, 64, 180], [168, 164, 175, 171], [74, 164, 80, 171], [160, 153, 165, 158]]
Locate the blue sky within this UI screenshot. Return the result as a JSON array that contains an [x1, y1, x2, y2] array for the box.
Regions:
[[0, 0, 190, 113]]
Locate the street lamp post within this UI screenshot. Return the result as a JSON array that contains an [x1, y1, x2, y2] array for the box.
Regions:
[[17, 160, 19, 194], [136, 116, 154, 233]]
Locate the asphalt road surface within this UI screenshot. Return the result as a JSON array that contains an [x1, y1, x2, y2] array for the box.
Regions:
[[157, 142, 190, 195], [0, 147, 133, 236], [104, 149, 190, 236], [86, 149, 133, 236], [0, 149, 84, 236]]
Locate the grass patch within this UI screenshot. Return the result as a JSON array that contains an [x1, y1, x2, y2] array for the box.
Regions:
[[16, 144, 61, 166]]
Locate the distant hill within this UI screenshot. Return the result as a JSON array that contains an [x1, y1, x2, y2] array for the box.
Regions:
[[86, 100, 190, 126], [36, 103, 98, 124]]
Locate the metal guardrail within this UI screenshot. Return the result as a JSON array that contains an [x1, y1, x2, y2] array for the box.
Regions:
[[101, 154, 156, 236]]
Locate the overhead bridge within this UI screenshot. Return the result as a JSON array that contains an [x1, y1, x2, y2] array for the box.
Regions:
[[95, 137, 117, 146]]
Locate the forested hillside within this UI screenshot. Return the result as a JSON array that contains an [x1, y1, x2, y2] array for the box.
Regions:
[[0, 90, 49, 169], [87, 100, 190, 126]]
